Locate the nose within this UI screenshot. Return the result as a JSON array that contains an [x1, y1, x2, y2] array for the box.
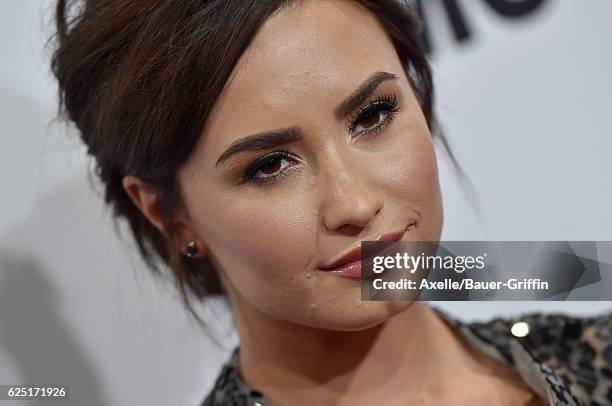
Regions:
[[320, 152, 384, 234]]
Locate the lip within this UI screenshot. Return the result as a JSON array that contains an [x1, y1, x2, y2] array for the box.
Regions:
[[317, 221, 417, 275]]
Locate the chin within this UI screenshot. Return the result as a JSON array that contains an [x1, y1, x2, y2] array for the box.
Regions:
[[302, 300, 416, 332]]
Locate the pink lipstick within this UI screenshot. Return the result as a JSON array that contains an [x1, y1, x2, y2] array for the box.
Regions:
[[317, 223, 415, 279]]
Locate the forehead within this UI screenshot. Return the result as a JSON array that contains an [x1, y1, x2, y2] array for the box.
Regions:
[[200, 0, 406, 161]]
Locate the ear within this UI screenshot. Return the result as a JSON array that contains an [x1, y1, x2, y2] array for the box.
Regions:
[[121, 175, 208, 257]]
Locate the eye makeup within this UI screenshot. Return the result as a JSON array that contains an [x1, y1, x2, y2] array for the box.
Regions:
[[241, 149, 298, 185], [347, 92, 400, 139], [239, 91, 402, 186]]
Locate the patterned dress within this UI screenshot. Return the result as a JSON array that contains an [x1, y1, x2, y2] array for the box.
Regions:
[[200, 305, 612, 405]]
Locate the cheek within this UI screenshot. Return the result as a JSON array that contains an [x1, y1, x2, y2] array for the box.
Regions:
[[191, 181, 317, 287], [381, 118, 443, 238]]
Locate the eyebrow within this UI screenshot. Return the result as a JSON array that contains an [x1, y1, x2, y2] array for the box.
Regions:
[[215, 70, 399, 168]]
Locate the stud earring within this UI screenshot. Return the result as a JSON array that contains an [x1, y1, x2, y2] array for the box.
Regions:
[[184, 241, 198, 258]]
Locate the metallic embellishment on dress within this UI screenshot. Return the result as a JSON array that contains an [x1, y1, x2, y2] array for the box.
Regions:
[[511, 321, 531, 337]]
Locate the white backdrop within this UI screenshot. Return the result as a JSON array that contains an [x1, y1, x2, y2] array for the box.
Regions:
[[1, 1, 611, 405]]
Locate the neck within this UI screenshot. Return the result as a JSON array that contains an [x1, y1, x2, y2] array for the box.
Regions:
[[231, 298, 486, 404]]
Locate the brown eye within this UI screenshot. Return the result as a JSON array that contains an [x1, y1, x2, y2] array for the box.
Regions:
[[252, 156, 293, 182], [258, 159, 283, 176], [358, 110, 383, 130], [348, 93, 400, 138], [351, 108, 390, 137], [243, 151, 297, 185]]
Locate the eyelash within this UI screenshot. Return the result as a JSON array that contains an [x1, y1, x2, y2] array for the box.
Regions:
[[347, 93, 400, 138], [242, 149, 296, 185], [241, 92, 401, 186]]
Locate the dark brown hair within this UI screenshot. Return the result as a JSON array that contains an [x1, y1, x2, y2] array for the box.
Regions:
[[50, 0, 466, 329]]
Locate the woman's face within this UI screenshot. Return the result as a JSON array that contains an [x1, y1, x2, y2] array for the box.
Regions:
[[178, 0, 443, 331]]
